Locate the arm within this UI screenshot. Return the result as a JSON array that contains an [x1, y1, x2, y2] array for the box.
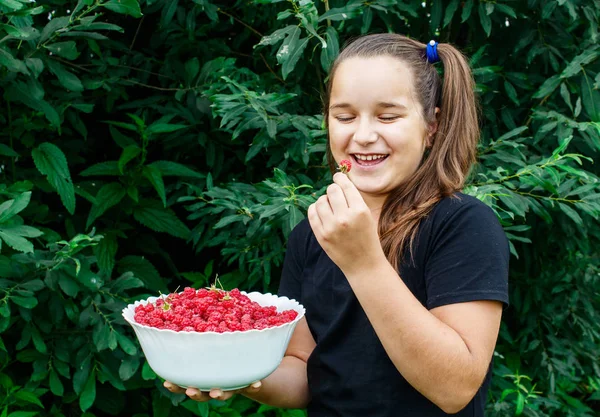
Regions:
[[242, 317, 315, 408], [345, 257, 502, 414]]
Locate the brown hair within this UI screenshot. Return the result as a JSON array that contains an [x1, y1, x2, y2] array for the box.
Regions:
[[323, 33, 479, 267]]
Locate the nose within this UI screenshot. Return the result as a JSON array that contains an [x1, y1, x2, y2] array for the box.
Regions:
[[352, 118, 379, 146]]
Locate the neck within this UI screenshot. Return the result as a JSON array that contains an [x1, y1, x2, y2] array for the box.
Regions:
[[360, 192, 386, 224]]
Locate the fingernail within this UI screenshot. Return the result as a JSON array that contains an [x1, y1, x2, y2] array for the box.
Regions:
[[210, 390, 220, 398], [252, 382, 261, 388]]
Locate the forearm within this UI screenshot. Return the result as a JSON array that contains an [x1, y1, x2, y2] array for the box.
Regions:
[[345, 257, 482, 412], [242, 355, 310, 409]]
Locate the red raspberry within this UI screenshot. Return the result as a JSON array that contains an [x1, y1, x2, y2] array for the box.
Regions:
[[339, 159, 352, 174]]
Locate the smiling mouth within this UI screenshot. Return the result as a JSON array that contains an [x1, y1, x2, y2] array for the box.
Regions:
[[351, 154, 389, 167]]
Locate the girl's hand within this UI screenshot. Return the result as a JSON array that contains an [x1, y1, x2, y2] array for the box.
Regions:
[[307, 173, 384, 274], [164, 380, 262, 402]]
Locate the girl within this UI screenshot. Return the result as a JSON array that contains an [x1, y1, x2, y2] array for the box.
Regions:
[[166, 33, 509, 417]]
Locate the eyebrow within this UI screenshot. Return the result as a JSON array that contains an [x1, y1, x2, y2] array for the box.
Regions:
[[329, 101, 408, 110]]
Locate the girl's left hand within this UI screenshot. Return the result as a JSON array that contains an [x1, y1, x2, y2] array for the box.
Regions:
[[307, 173, 384, 274]]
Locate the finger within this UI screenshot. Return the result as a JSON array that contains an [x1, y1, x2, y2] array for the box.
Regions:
[[209, 388, 234, 401], [326, 183, 349, 213], [333, 172, 365, 208], [185, 388, 212, 402], [315, 195, 335, 225], [243, 381, 262, 393], [164, 381, 186, 394], [315, 196, 338, 236], [307, 203, 323, 238]]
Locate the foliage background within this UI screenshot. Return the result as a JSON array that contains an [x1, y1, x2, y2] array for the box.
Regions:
[[1, 0, 599, 416]]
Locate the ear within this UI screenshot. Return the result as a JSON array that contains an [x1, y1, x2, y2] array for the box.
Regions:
[[426, 107, 441, 147]]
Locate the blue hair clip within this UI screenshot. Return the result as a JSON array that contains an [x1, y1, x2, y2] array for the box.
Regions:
[[426, 40, 440, 64]]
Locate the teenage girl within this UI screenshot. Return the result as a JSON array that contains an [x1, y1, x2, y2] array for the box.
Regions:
[[165, 33, 509, 417]]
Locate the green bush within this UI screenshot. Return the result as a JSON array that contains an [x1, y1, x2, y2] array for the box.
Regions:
[[0, 0, 599, 416]]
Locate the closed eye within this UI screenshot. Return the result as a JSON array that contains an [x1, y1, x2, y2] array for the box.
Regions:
[[335, 116, 355, 122]]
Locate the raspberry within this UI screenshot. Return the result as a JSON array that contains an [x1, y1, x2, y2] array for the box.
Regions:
[[339, 159, 352, 174], [133, 286, 298, 334]]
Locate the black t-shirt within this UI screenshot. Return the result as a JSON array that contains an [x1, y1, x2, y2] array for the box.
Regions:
[[277, 193, 509, 417]]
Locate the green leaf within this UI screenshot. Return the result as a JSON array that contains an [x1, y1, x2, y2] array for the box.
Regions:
[[32, 143, 75, 215], [93, 233, 117, 276], [133, 202, 191, 239], [0, 0, 24, 11], [318, 6, 361, 22], [117, 145, 141, 173], [146, 123, 188, 135], [461, 0, 474, 22], [559, 203, 583, 226], [257, 25, 295, 47], [0, 191, 32, 222], [73, 356, 91, 395], [103, 0, 143, 18], [0, 225, 43, 238], [45, 42, 80, 60], [5, 81, 60, 128], [46, 60, 84, 92], [141, 361, 156, 380], [93, 323, 110, 352], [79, 371, 96, 412], [562, 49, 599, 79], [0, 144, 19, 157], [504, 81, 519, 106], [142, 166, 166, 207], [11, 296, 38, 309], [147, 161, 204, 179], [13, 390, 44, 408], [86, 183, 126, 229], [581, 74, 600, 122], [72, 22, 124, 32], [443, 0, 460, 27], [0, 49, 30, 75], [320, 26, 339, 72], [8, 413, 39, 417], [79, 161, 121, 176], [25, 58, 44, 78], [40, 16, 70, 43], [20, 280, 45, 292], [0, 230, 33, 253], [495, 4, 516, 18], [49, 370, 64, 396], [118, 256, 165, 292], [430, 0, 442, 32], [119, 356, 140, 381], [497, 126, 528, 141], [533, 74, 561, 99], [58, 273, 79, 297], [278, 27, 309, 80], [478, 3, 492, 37], [116, 332, 138, 355]]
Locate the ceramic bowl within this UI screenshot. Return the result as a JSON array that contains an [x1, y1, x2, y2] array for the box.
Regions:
[[122, 292, 305, 391]]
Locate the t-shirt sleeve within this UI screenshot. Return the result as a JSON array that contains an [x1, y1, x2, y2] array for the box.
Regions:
[[277, 219, 309, 302], [425, 197, 510, 310]]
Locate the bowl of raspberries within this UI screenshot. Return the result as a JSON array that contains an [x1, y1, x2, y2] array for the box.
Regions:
[[122, 284, 305, 391]]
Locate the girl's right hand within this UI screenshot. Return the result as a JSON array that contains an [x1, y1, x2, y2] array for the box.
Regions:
[[163, 380, 262, 402]]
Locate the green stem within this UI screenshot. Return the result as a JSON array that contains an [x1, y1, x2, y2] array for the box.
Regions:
[[324, 0, 331, 26]]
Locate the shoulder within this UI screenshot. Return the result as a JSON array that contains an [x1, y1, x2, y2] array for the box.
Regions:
[[421, 192, 508, 255], [429, 192, 502, 230]]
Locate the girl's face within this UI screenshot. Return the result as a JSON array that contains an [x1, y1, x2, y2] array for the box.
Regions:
[[328, 56, 433, 201]]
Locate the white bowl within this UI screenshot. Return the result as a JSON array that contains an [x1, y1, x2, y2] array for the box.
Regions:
[[122, 292, 305, 391]]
